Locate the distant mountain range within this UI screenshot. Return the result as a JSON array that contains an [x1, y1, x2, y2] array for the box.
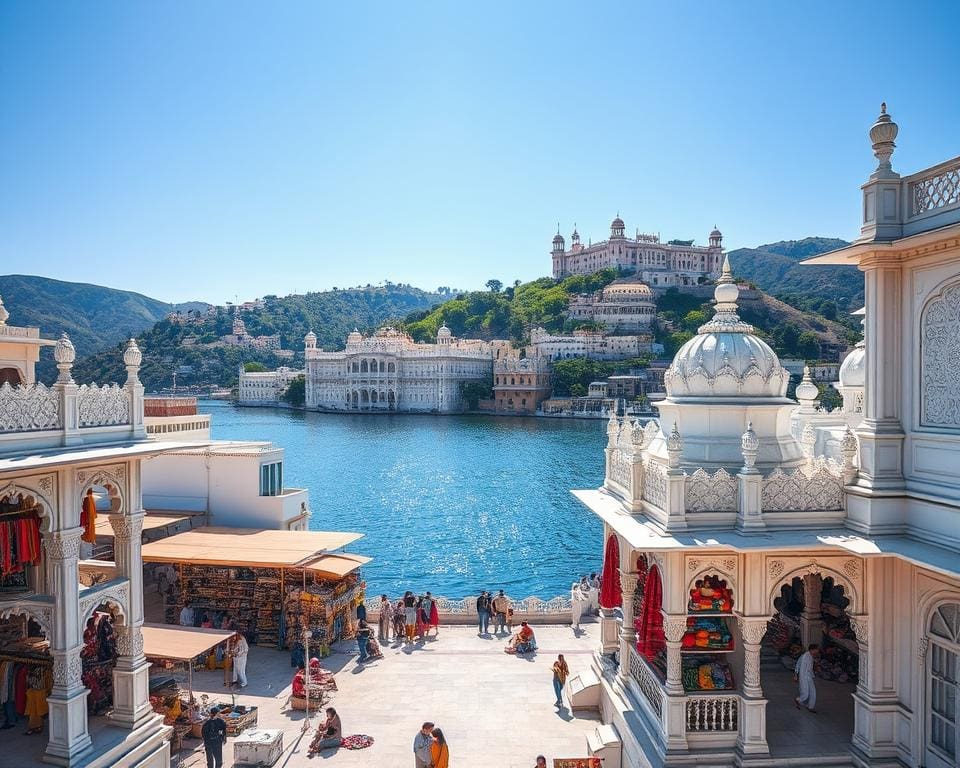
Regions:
[[0, 274, 209, 357], [727, 237, 863, 310]]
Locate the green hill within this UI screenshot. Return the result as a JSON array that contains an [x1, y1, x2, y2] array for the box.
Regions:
[[72, 284, 440, 391], [726, 237, 863, 313], [0, 274, 207, 357]]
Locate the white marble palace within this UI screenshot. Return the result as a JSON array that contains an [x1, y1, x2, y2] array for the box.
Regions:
[[304, 325, 494, 413], [0, 301, 186, 766], [574, 107, 960, 768], [552, 217, 725, 286]]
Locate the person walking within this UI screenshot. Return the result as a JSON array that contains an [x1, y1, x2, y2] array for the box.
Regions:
[[356, 619, 372, 662], [378, 595, 392, 642], [571, 581, 587, 630], [492, 590, 509, 635], [476, 590, 491, 635], [794, 644, 819, 712], [403, 592, 417, 644], [552, 654, 569, 707], [413, 721, 435, 768], [231, 632, 249, 688], [201, 706, 227, 768], [430, 726, 450, 768]]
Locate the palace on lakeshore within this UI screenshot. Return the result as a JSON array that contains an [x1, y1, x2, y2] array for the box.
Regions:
[[571, 106, 960, 768], [551, 216, 725, 286], [303, 324, 496, 413]]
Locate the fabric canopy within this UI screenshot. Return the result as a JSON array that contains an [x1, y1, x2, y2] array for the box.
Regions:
[[141, 623, 236, 661], [599, 534, 622, 609], [636, 565, 665, 661], [140, 526, 364, 568], [305, 553, 371, 579]]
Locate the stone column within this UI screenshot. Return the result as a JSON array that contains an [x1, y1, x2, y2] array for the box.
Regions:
[[662, 614, 688, 751], [617, 572, 639, 681], [737, 616, 770, 756], [799, 573, 823, 648], [109, 509, 153, 727], [663, 425, 687, 532], [856, 257, 904, 490], [737, 421, 764, 531], [44, 527, 92, 765]]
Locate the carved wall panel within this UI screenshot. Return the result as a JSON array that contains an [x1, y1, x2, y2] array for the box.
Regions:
[[921, 280, 960, 427], [685, 467, 738, 512], [0, 382, 61, 432]]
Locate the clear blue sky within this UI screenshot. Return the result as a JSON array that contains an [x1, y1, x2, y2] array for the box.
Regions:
[[1, 2, 958, 305]]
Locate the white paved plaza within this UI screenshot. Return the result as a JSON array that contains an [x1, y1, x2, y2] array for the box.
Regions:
[[174, 623, 601, 767]]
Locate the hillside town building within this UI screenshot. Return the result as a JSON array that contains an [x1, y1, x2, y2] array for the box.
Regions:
[[304, 326, 494, 413], [237, 365, 304, 406], [567, 278, 658, 332], [530, 327, 663, 361], [493, 354, 552, 414], [552, 217, 725, 286], [573, 107, 960, 768], [220, 314, 281, 351]]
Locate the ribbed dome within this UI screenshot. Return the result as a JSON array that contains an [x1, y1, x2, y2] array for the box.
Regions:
[[839, 343, 865, 387], [665, 257, 789, 399], [553, 233, 565, 244], [347, 328, 362, 344], [603, 281, 653, 299]]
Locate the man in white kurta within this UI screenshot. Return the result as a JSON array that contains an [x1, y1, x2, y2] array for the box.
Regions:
[[793, 644, 819, 712], [570, 583, 587, 630]]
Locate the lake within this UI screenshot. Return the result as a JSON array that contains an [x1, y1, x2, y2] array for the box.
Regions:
[[198, 402, 606, 599]]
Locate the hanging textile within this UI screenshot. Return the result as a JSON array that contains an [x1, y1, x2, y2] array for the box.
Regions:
[[0, 513, 41, 576], [636, 565, 665, 661], [80, 491, 97, 544], [599, 535, 622, 609]]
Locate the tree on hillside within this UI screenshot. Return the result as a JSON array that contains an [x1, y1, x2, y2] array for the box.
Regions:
[[281, 375, 306, 407], [244, 362, 267, 373], [485, 279, 503, 294]]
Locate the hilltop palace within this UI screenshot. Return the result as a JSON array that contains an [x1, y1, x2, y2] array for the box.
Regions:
[[572, 106, 960, 768], [552, 216, 725, 286], [304, 325, 494, 413]]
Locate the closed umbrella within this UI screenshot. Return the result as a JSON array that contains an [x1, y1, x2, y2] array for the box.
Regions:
[[599, 535, 622, 609]]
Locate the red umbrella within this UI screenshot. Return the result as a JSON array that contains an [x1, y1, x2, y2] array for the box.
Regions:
[[599, 535, 622, 609], [636, 565, 665, 660]]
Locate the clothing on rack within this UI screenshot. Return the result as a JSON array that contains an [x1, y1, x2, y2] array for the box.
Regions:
[[0, 513, 41, 576]]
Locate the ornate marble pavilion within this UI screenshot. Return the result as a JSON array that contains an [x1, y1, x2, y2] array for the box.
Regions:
[[575, 107, 960, 768], [0, 304, 190, 766]]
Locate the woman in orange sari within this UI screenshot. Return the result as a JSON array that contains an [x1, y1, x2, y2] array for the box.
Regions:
[[430, 727, 449, 768]]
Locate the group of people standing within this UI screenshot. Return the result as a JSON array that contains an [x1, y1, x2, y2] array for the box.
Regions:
[[373, 592, 440, 646], [179, 600, 249, 689], [475, 589, 513, 635]]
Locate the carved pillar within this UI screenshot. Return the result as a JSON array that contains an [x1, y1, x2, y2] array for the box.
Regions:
[[662, 614, 688, 751], [856, 258, 904, 490], [44, 527, 92, 765], [109, 509, 153, 728], [663, 425, 687, 532], [737, 422, 764, 531], [799, 573, 823, 648], [617, 572, 639, 681], [736, 617, 770, 756]]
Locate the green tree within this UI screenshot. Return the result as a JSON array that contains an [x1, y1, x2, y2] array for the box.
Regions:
[[281, 375, 306, 407], [485, 279, 503, 294], [460, 379, 492, 410], [244, 361, 267, 373], [798, 331, 821, 359]]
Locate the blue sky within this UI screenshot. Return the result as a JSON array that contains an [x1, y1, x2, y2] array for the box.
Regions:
[[1, 2, 958, 304]]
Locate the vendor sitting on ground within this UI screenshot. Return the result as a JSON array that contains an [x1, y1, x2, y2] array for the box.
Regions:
[[307, 657, 338, 691], [505, 621, 537, 654], [309, 707, 342, 754], [365, 633, 384, 661]]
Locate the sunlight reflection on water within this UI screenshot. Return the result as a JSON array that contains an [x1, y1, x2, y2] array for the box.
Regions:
[[200, 402, 605, 598]]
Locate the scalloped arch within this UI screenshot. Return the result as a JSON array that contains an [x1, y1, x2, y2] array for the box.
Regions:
[[768, 562, 861, 615], [0, 480, 54, 533]]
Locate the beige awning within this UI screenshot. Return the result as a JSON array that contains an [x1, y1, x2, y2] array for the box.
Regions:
[[140, 525, 364, 568], [142, 623, 235, 661], [95, 513, 195, 538], [305, 553, 372, 579]]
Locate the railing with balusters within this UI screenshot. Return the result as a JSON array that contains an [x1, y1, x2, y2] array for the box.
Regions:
[[628, 647, 663, 720], [685, 694, 738, 732]]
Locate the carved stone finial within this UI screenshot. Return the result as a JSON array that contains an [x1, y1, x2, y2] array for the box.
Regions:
[[666, 423, 683, 468], [795, 365, 820, 407], [801, 421, 817, 458], [54, 333, 75, 384], [741, 421, 759, 471], [869, 102, 898, 174], [123, 338, 142, 368], [0, 294, 8, 327]]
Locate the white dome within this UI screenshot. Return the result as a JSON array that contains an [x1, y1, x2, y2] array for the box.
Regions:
[[839, 343, 865, 387], [347, 328, 362, 344], [437, 324, 452, 338], [664, 257, 789, 399]]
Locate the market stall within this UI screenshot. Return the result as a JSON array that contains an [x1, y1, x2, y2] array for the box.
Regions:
[[141, 527, 370, 650]]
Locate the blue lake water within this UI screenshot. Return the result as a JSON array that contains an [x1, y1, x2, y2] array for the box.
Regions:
[[199, 402, 606, 599]]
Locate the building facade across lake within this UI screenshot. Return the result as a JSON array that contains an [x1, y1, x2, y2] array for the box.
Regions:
[[552, 217, 725, 286], [304, 325, 494, 413]]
